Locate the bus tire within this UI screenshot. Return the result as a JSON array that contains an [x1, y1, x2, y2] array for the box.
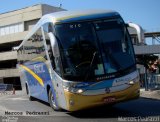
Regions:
[[49, 89, 61, 111], [29, 96, 35, 101]]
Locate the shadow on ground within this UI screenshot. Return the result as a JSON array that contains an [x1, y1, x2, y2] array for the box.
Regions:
[[67, 97, 160, 118]]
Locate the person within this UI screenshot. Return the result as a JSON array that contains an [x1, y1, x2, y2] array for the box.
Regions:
[[148, 60, 158, 90]]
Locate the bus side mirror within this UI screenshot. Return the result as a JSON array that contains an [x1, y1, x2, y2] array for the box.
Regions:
[[126, 22, 145, 45], [48, 33, 60, 58]]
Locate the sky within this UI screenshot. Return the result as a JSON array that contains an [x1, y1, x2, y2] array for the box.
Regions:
[[0, 0, 160, 32]]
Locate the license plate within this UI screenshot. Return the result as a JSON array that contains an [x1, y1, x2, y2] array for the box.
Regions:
[[103, 97, 116, 103]]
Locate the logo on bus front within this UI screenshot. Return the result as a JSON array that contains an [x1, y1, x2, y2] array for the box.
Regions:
[[105, 88, 110, 93]]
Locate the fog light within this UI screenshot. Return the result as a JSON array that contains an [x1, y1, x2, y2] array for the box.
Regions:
[[69, 99, 74, 106]]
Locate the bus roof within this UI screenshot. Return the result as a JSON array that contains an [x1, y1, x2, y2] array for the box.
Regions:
[[14, 10, 120, 50], [48, 9, 119, 23]]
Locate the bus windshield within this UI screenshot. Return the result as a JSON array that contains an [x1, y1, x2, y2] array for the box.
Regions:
[[55, 19, 135, 81]]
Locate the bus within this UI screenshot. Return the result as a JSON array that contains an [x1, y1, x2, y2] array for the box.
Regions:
[[14, 10, 143, 111]]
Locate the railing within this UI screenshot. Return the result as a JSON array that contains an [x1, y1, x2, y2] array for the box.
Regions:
[[0, 51, 17, 61], [130, 30, 160, 45], [0, 68, 19, 77], [0, 84, 13, 91], [143, 73, 160, 90], [0, 31, 28, 44], [153, 74, 160, 88]]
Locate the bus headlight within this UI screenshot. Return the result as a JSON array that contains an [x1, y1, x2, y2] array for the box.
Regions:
[[63, 81, 88, 94], [128, 75, 139, 85], [77, 89, 83, 93], [129, 81, 134, 85]]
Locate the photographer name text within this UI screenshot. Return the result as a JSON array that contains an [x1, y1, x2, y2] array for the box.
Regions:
[[5, 111, 50, 116]]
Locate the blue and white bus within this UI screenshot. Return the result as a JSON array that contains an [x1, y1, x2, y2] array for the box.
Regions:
[[15, 10, 143, 111]]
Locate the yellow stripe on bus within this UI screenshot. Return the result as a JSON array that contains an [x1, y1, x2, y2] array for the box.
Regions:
[[20, 65, 44, 87]]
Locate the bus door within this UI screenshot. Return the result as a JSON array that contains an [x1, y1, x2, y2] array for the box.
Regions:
[[43, 23, 67, 109]]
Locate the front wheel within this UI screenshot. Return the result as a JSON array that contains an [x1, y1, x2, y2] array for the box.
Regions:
[[49, 89, 61, 111]]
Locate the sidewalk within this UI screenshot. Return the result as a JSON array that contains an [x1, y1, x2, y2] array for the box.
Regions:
[[0, 90, 26, 100], [140, 88, 160, 100]]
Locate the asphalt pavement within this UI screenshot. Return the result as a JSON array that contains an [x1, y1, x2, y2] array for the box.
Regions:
[[0, 90, 160, 122]]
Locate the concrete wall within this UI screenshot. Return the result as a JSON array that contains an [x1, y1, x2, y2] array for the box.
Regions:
[[0, 69, 19, 78], [0, 5, 42, 27], [0, 31, 29, 44], [0, 51, 17, 61], [0, 4, 65, 89], [24, 19, 39, 31], [134, 45, 160, 55], [42, 4, 66, 15], [0, 4, 65, 27]]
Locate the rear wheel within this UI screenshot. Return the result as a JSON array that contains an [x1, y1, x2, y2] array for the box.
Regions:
[[49, 89, 61, 111], [29, 95, 35, 101]]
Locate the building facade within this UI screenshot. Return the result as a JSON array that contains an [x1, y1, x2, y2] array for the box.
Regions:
[[0, 4, 64, 90]]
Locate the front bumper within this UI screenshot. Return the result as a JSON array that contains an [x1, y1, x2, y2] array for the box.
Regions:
[[64, 82, 140, 111]]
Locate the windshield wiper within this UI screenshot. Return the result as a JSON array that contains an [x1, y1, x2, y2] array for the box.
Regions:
[[85, 51, 97, 81]]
